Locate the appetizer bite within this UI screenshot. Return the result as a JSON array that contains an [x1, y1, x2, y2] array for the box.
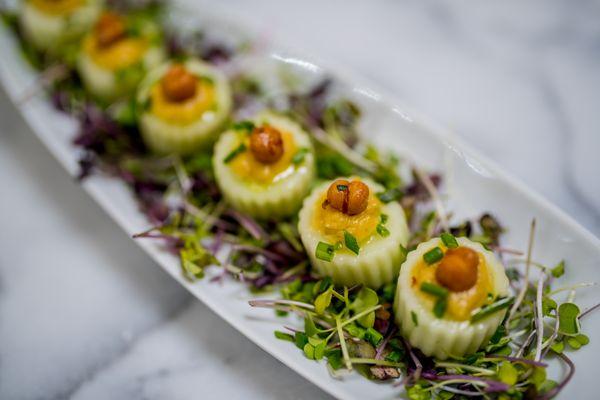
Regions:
[[213, 112, 315, 219], [19, 0, 102, 53], [394, 235, 510, 359], [298, 177, 409, 289], [137, 60, 232, 154], [77, 10, 164, 101]]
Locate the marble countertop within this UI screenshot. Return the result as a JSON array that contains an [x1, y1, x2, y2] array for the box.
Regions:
[[1, 0, 599, 399]]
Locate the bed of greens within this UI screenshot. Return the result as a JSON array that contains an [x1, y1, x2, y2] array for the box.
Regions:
[[2, 1, 598, 399]]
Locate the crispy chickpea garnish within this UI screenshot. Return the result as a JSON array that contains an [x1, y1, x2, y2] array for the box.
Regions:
[[435, 247, 479, 292], [326, 179, 369, 216], [249, 125, 284, 164], [95, 12, 126, 48], [161, 64, 198, 102]]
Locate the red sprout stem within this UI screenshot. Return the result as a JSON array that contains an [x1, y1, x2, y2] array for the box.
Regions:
[[536, 352, 575, 400]]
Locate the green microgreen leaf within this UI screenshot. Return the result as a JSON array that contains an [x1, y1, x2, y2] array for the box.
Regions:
[[423, 247, 443, 264], [303, 343, 315, 359], [315, 241, 335, 262], [406, 383, 431, 400], [440, 232, 458, 248], [223, 143, 247, 163], [550, 340, 564, 354], [551, 260, 565, 278], [304, 316, 319, 337], [294, 332, 308, 350], [314, 287, 333, 315], [274, 331, 294, 342], [343, 230, 360, 255], [351, 287, 379, 328], [326, 349, 344, 370], [420, 282, 449, 298], [558, 302, 581, 336], [531, 367, 547, 390], [497, 361, 518, 385], [542, 296, 557, 316], [470, 296, 514, 322]]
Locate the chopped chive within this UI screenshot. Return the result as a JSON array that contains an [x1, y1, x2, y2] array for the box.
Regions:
[[376, 187, 402, 203], [470, 296, 514, 322], [411, 311, 419, 326], [423, 247, 443, 264], [292, 148, 309, 165], [223, 143, 247, 163], [380, 214, 388, 224], [364, 327, 383, 346], [232, 120, 255, 132], [441, 232, 458, 249], [433, 297, 447, 318], [315, 241, 335, 262], [420, 282, 449, 298], [343, 231, 360, 255], [336, 184, 348, 191], [376, 223, 390, 237]]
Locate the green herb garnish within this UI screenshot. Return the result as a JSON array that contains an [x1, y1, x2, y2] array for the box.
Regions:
[[376, 223, 390, 237], [315, 241, 335, 262], [470, 296, 514, 322], [433, 297, 447, 318], [423, 246, 443, 264], [420, 282, 449, 298], [343, 231, 360, 255], [232, 120, 255, 132], [223, 143, 247, 163], [292, 147, 309, 165], [440, 232, 458, 248]]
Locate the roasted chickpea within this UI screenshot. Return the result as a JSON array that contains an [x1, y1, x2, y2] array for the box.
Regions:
[[326, 179, 369, 216], [249, 125, 284, 164], [435, 247, 479, 292], [161, 65, 198, 102], [95, 12, 126, 48]]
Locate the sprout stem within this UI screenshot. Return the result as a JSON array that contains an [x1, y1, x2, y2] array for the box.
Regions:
[[506, 219, 536, 329], [534, 273, 545, 361]]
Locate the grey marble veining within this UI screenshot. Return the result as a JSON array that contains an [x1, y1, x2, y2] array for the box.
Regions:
[[1, 0, 599, 399]]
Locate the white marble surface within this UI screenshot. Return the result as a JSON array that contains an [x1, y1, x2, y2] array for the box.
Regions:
[[1, 0, 599, 399]]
